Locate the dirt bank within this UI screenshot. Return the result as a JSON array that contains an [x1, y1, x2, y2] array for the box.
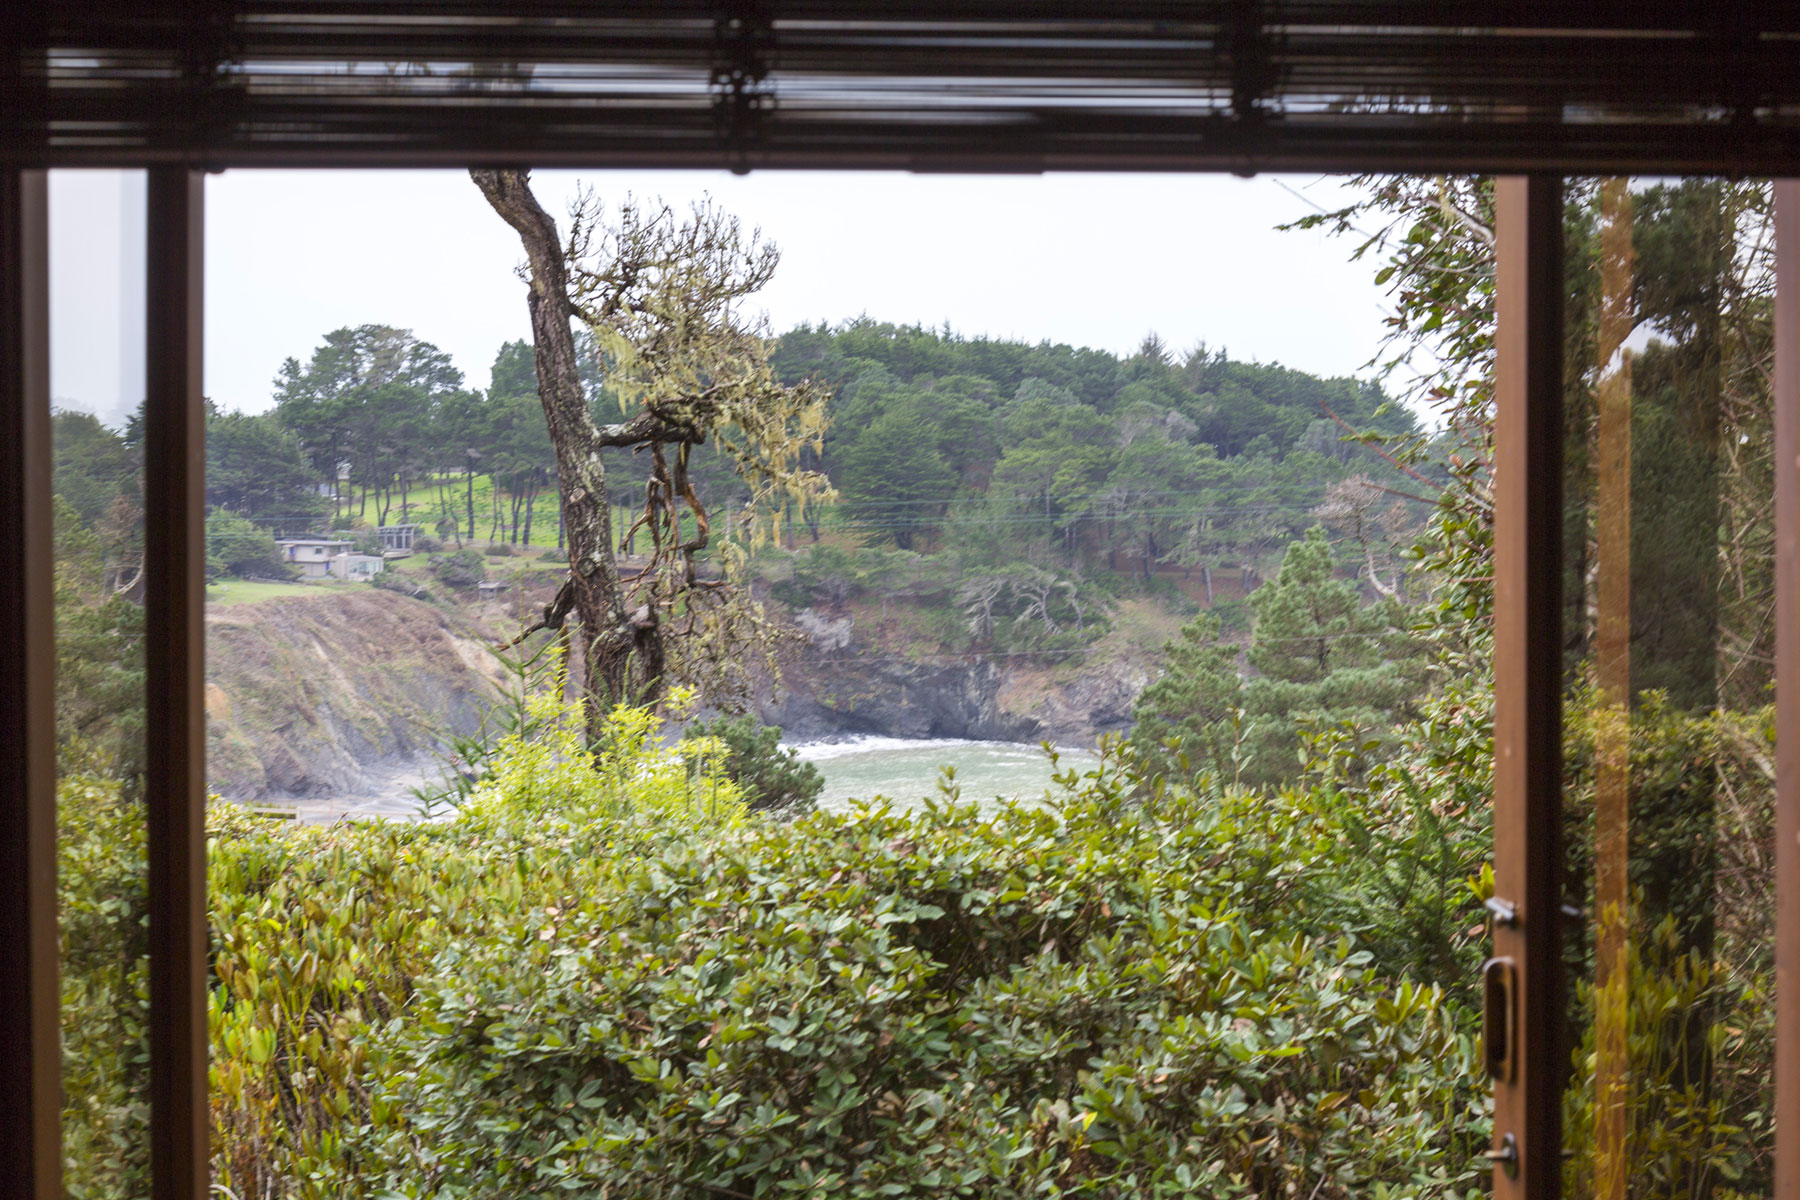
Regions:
[[205, 590, 508, 801]]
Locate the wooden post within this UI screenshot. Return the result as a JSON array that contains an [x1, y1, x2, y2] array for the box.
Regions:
[[1491, 174, 1566, 1200], [1773, 178, 1800, 1200], [1591, 175, 1633, 1200], [144, 167, 208, 1200], [0, 167, 61, 1200]]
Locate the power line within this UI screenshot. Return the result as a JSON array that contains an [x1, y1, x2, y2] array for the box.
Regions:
[[214, 490, 1436, 527], [800, 629, 1437, 668]]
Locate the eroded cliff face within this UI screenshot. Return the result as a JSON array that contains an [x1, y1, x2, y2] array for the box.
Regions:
[[205, 592, 508, 801], [758, 604, 1166, 748], [992, 652, 1156, 746], [760, 614, 1041, 743], [205, 588, 1166, 804]]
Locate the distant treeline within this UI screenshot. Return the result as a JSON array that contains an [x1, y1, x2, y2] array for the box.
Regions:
[[52, 319, 1441, 597], [763, 321, 1435, 590]]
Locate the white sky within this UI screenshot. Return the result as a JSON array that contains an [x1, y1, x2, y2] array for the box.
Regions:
[[49, 169, 1391, 426]]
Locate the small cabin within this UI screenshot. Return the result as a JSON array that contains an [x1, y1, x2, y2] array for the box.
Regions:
[[333, 553, 385, 581], [276, 538, 355, 579]]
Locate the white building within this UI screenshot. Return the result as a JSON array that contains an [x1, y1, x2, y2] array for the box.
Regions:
[[274, 539, 386, 581], [377, 524, 419, 555], [333, 553, 385, 580], [276, 538, 355, 579]]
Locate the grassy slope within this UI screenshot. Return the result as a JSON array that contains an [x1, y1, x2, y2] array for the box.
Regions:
[[206, 579, 328, 606], [334, 472, 623, 547]]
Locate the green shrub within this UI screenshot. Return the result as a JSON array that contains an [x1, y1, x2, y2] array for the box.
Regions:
[[484, 542, 514, 558], [682, 713, 824, 813], [350, 779, 1484, 1199], [206, 510, 294, 581], [434, 548, 487, 587], [371, 570, 430, 600], [58, 694, 1494, 1200], [59, 766, 150, 1199]]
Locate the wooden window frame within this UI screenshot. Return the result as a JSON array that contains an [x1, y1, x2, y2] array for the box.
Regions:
[[143, 167, 210, 1200], [1773, 180, 1800, 1200], [1, 158, 1796, 1200], [1, 166, 60, 1200], [1490, 174, 1566, 1199]]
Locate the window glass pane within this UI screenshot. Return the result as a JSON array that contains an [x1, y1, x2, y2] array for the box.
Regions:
[[188, 167, 1491, 1192], [50, 167, 150, 1196], [1562, 176, 1777, 1197]]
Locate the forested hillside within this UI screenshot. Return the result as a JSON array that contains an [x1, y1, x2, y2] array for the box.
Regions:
[[765, 322, 1426, 591], [212, 317, 1432, 594], [49, 318, 1436, 774]]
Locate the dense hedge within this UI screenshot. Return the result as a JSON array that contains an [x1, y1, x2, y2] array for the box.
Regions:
[[63, 696, 1506, 1198], [362, 790, 1481, 1198], [59, 700, 1782, 1199]]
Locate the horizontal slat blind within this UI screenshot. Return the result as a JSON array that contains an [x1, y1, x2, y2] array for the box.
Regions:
[[8, 4, 1800, 172]]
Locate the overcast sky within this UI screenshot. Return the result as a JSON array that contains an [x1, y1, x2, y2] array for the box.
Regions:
[[48, 169, 1391, 426]]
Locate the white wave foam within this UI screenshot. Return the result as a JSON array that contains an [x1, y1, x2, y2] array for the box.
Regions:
[[784, 735, 1094, 762]]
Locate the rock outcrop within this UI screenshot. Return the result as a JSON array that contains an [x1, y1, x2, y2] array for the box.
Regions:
[[758, 605, 1164, 748], [761, 638, 1042, 743], [205, 591, 507, 801]]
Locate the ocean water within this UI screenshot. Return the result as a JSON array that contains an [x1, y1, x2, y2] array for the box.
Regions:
[[252, 737, 1102, 824], [791, 736, 1101, 812]]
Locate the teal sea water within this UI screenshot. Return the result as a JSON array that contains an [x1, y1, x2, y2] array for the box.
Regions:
[[264, 737, 1102, 823], [790, 737, 1102, 813]]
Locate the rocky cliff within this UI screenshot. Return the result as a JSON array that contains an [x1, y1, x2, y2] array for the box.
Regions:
[[205, 591, 508, 801], [758, 600, 1174, 748], [204, 588, 1172, 803], [760, 614, 1041, 743]]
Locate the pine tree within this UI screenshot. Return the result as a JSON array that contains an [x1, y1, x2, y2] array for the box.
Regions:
[[1127, 611, 1246, 782], [837, 403, 956, 549], [1130, 525, 1425, 788], [1240, 526, 1423, 781]]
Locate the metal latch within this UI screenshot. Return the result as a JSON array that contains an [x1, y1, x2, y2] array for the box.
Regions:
[[1484, 1132, 1519, 1179]]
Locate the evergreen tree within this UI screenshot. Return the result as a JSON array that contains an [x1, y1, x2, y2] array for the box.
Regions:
[[206, 404, 326, 524], [204, 510, 292, 581], [837, 403, 957, 549], [1130, 526, 1425, 789], [1127, 612, 1246, 781], [1240, 526, 1423, 782], [51, 410, 137, 524]]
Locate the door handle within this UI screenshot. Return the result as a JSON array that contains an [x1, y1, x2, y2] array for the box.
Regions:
[[1482, 955, 1518, 1083]]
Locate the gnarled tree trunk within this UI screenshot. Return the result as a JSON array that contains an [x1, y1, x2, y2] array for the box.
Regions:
[[470, 169, 660, 726]]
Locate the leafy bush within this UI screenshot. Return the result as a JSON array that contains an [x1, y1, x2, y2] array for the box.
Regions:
[[1557, 695, 1778, 1196], [1562, 912, 1772, 1200], [484, 542, 514, 558], [371, 570, 430, 600], [682, 713, 824, 812], [50, 714, 1504, 1199], [352, 774, 1483, 1199], [433, 548, 487, 587], [202, 688, 746, 1199], [206, 510, 294, 581], [414, 534, 443, 554], [60, 765, 150, 1199], [457, 685, 748, 835]]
